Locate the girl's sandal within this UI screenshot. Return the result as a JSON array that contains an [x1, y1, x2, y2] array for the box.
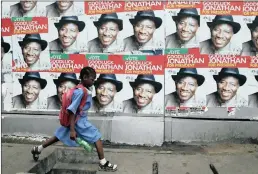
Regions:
[[99, 161, 118, 172], [31, 146, 41, 162]]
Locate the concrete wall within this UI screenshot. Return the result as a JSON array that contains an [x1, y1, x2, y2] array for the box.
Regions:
[[2, 111, 258, 146]]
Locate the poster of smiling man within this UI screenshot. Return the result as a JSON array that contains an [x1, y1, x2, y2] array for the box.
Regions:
[[89, 73, 124, 113], [165, 1, 201, 52], [84, 1, 125, 54], [205, 46, 250, 108], [164, 52, 208, 116], [122, 1, 165, 55], [12, 72, 49, 111], [122, 55, 164, 115], [199, 1, 244, 56], [206, 67, 249, 108], [85, 54, 125, 113], [12, 33, 51, 71], [48, 15, 88, 54]]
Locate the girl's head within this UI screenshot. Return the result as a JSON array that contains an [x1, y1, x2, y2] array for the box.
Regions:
[[79, 67, 96, 87]]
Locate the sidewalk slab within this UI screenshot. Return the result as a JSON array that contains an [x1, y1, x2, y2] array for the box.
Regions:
[[2, 143, 55, 174], [2, 143, 258, 174]]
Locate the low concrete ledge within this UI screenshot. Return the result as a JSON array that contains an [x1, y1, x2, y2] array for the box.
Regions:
[[2, 113, 258, 146], [165, 117, 258, 143]]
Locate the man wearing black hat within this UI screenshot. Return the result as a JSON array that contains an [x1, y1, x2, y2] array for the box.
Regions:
[[165, 68, 205, 107], [166, 8, 200, 49], [87, 13, 124, 53], [123, 74, 163, 114], [200, 15, 241, 55], [89, 74, 123, 113], [49, 16, 85, 54], [46, 1, 79, 17], [206, 68, 247, 107], [1, 37, 10, 61], [47, 73, 80, 110], [123, 10, 163, 54], [248, 75, 258, 107], [17, 34, 48, 70], [12, 72, 47, 109], [10, 0, 42, 17], [241, 16, 258, 56]]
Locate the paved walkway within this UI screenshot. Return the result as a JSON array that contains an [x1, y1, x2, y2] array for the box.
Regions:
[[2, 143, 258, 174]]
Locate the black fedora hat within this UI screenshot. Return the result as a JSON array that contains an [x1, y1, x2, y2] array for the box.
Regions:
[[53, 73, 80, 86], [93, 13, 123, 31], [1, 37, 10, 53], [247, 16, 258, 30], [54, 16, 85, 32], [18, 34, 48, 51], [172, 8, 200, 26], [207, 15, 241, 34], [129, 10, 163, 29], [213, 68, 246, 86], [255, 75, 258, 82], [129, 74, 162, 93], [18, 72, 47, 89], [172, 68, 205, 86], [94, 74, 123, 92]]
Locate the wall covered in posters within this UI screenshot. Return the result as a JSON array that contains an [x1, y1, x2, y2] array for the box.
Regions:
[[1, 0, 258, 119]]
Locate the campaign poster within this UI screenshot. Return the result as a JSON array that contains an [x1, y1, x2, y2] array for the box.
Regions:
[[164, 52, 208, 117], [84, 1, 126, 54], [44, 72, 81, 111], [122, 55, 164, 115], [165, 1, 202, 53], [50, 53, 87, 73], [121, 1, 165, 55], [86, 54, 125, 113], [12, 72, 49, 111], [1, 18, 13, 83], [242, 1, 258, 57], [2, 1, 46, 18], [48, 15, 88, 54], [46, 55, 83, 110], [45, 1, 85, 18], [248, 56, 258, 108], [12, 33, 51, 72], [199, 1, 244, 55], [205, 54, 250, 108]]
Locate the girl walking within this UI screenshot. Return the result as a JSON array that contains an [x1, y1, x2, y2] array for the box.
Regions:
[[31, 67, 118, 172]]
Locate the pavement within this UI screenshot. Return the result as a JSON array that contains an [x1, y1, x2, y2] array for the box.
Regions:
[[2, 142, 258, 174]]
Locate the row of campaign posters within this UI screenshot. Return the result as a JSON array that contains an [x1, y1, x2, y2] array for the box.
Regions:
[[1, 1, 258, 117]]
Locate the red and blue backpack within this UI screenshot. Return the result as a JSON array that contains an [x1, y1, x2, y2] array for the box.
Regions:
[[59, 84, 87, 127]]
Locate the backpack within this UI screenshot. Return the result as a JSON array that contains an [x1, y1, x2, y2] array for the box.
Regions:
[[59, 84, 87, 127]]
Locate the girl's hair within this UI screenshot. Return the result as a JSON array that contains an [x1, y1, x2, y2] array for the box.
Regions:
[[79, 66, 96, 80]]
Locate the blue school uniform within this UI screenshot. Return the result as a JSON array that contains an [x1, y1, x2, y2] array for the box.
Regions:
[[54, 88, 101, 146]]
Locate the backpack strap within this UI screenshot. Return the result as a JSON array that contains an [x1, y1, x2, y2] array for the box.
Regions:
[[74, 84, 88, 123]]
